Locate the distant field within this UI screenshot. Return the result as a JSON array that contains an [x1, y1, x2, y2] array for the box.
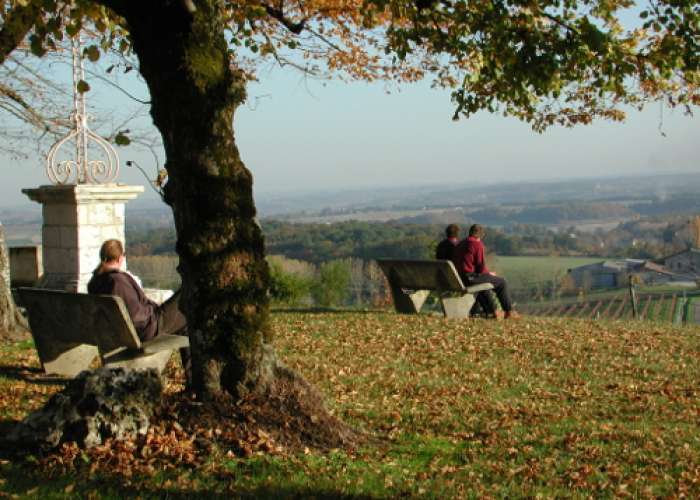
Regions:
[[288, 208, 431, 224], [491, 255, 601, 289]]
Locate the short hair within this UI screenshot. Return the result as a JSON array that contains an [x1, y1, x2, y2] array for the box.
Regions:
[[469, 224, 484, 238], [445, 224, 459, 238], [99, 239, 124, 263]]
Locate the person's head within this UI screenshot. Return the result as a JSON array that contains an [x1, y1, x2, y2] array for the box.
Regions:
[[95, 239, 125, 274], [469, 224, 485, 239], [445, 224, 459, 239]]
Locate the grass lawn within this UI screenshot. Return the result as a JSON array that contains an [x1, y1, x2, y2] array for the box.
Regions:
[[2, 312, 700, 497]]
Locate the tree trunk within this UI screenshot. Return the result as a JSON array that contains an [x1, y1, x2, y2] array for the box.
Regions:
[[110, 0, 275, 399], [0, 223, 28, 338]]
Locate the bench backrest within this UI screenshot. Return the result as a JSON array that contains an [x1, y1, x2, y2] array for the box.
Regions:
[[18, 288, 142, 357], [376, 259, 466, 291]]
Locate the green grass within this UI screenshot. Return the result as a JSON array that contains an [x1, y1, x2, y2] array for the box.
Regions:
[[491, 255, 601, 289], [2, 313, 700, 497]]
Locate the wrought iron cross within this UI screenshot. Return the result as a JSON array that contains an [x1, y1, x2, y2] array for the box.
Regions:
[[46, 34, 120, 185]]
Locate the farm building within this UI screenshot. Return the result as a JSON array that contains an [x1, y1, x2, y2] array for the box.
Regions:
[[663, 248, 700, 277], [567, 259, 676, 290]]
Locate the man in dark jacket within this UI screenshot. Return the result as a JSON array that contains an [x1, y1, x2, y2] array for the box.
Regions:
[[435, 224, 460, 261], [88, 239, 192, 384], [455, 224, 520, 319]]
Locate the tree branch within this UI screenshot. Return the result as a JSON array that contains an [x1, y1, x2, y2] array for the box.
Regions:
[[306, 27, 344, 53], [0, 81, 32, 110], [540, 12, 579, 35], [263, 4, 307, 34], [81, 64, 151, 104], [91, 0, 133, 22], [0, 0, 42, 64]]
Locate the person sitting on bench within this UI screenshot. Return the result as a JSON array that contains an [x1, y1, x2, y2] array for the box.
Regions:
[[436, 223, 490, 317], [88, 239, 192, 385], [435, 224, 460, 260], [455, 224, 520, 320]]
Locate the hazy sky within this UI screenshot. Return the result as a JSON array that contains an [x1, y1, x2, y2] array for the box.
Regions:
[[238, 70, 699, 192], [1, 55, 698, 209]]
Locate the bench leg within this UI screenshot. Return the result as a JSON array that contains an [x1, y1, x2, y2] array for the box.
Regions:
[[388, 287, 430, 314], [440, 294, 475, 319], [37, 343, 99, 378], [31, 327, 98, 377]]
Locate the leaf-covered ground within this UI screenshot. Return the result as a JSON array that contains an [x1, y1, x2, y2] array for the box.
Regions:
[[2, 313, 700, 497]]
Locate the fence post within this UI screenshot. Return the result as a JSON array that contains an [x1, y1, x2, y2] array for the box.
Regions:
[[671, 291, 687, 325], [682, 290, 688, 325], [551, 278, 557, 301], [629, 276, 639, 320]]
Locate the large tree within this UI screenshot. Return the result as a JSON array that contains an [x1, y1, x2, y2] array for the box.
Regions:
[[0, 0, 697, 400]]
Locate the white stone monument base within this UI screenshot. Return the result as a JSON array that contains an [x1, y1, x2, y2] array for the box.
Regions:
[[23, 184, 145, 293]]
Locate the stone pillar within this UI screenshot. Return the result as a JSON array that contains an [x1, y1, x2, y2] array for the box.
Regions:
[[22, 184, 144, 293]]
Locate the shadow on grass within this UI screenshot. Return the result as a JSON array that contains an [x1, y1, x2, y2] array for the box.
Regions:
[[0, 464, 376, 499], [272, 307, 390, 315], [0, 420, 19, 444], [0, 364, 67, 386]]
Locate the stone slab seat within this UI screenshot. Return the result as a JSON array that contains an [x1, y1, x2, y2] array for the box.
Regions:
[[376, 259, 494, 319], [17, 287, 189, 378]]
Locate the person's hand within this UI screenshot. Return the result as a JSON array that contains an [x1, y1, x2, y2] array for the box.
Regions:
[[489, 271, 497, 276]]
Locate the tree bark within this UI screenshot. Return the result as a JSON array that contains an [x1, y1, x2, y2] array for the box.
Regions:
[[0, 223, 28, 337], [107, 0, 276, 399]]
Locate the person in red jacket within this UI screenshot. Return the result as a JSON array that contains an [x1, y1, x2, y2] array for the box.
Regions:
[[455, 224, 520, 319]]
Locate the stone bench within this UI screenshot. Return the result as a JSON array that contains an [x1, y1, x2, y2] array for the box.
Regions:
[[17, 287, 189, 378], [376, 259, 494, 318]]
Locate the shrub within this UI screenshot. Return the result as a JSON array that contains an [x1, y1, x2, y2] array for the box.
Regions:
[[311, 260, 351, 307], [268, 257, 313, 306]]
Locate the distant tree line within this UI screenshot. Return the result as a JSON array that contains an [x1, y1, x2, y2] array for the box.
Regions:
[[467, 202, 634, 226], [127, 227, 179, 257], [126, 215, 700, 264], [126, 215, 700, 308], [129, 253, 390, 309], [394, 197, 700, 226], [268, 256, 390, 309], [630, 194, 700, 218], [126, 220, 593, 262]]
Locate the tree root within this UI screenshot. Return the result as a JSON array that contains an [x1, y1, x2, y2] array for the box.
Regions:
[[180, 352, 360, 454]]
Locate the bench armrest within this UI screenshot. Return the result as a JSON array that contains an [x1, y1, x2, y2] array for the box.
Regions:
[[465, 283, 494, 294]]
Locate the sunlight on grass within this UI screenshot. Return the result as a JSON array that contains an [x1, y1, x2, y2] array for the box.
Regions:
[[2, 312, 700, 497]]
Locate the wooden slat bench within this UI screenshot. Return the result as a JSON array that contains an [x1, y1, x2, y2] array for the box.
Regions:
[[17, 287, 189, 378], [376, 259, 494, 319]]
